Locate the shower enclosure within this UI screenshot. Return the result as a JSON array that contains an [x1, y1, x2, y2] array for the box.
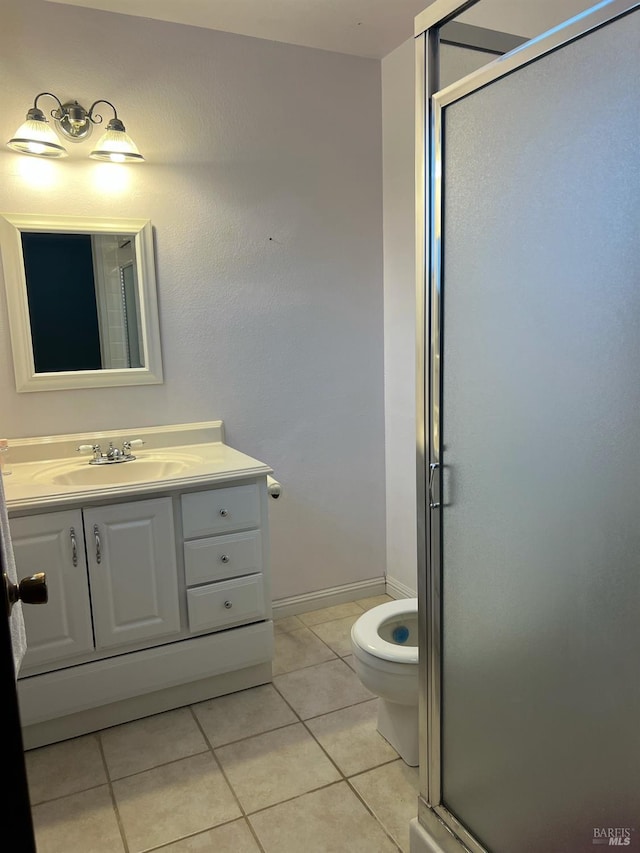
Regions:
[[414, 1, 640, 851]]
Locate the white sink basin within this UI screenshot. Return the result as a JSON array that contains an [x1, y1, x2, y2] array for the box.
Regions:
[[32, 453, 205, 487], [3, 425, 272, 511]]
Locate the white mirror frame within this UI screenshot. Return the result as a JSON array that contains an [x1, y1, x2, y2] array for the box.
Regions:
[[0, 213, 163, 392]]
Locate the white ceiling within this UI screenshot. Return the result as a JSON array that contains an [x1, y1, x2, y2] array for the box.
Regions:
[[46, 0, 597, 59]]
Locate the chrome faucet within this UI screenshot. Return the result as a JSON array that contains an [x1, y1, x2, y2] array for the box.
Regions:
[[76, 439, 145, 465]]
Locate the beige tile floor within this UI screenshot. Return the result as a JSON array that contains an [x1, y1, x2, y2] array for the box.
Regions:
[[25, 594, 420, 853]]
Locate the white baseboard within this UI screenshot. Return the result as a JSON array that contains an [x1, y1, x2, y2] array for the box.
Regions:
[[272, 577, 387, 618], [386, 575, 417, 600]]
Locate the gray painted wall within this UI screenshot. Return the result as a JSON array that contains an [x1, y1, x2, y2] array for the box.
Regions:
[[0, 0, 386, 601]]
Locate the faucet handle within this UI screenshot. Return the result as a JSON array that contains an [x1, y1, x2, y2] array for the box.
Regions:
[[122, 439, 145, 457], [77, 444, 99, 455]]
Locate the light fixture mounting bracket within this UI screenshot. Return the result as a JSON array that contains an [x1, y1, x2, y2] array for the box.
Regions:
[[54, 100, 93, 143]]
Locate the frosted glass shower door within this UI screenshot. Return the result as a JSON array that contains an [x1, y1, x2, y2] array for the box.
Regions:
[[437, 8, 640, 853]]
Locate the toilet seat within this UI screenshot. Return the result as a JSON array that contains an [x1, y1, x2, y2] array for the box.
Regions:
[[351, 598, 418, 664]]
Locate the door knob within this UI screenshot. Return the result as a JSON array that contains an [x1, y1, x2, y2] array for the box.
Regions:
[[4, 571, 48, 616]]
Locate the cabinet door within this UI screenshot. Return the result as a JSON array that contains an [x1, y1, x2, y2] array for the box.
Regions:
[[84, 497, 180, 650], [11, 510, 94, 670]]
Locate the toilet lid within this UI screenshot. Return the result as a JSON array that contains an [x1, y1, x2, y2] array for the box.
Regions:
[[351, 598, 418, 663]]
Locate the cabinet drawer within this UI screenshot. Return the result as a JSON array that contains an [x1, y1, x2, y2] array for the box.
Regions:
[[184, 530, 262, 586], [187, 575, 265, 632], [181, 484, 260, 538]]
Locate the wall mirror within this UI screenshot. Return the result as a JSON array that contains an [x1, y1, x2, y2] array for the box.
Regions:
[[0, 213, 163, 392]]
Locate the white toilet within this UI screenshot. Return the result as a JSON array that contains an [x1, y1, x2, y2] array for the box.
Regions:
[[350, 597, 419, 766]]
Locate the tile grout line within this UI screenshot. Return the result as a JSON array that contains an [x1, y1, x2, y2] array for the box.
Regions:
[[97, 741, 213, 784], [273, 597, 391, 649], [269, 671, 406, 848], [96, 730, 131, 853], [222, 715, 404, 852], [272, 615, 408, 852], [273, 607, 366, 675], [28, 777, 111, 808], [345, 775, 405, 853], [30, 671, 371, 797], [292, 602, 366, 627], [187, 682, 372, 849], [28, 598, 397, 851], [291, 607, 364, 655], [272, 623, 343, 675], [268, 678, 347, 779], [244, 778, 346, 818], [272, 641, 358, 678], [187, 704, 268, 853], [141, 812, 264, 853]]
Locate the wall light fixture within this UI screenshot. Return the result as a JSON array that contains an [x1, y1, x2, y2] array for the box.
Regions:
[[6, 92, 144, 162]]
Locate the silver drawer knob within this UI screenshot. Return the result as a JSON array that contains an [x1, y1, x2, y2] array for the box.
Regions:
[[224, 600, 232, 609], [220, 554, 230, 563], [219, 509, 228, 518]]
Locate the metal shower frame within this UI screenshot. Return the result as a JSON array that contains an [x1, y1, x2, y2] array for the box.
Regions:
[[413, 1, 640, 850]]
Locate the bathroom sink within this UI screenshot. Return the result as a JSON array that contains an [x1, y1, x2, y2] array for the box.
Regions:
[[49, 460, 189, 486], [32, 454, 204, 487], [3, 424, 272, 512]]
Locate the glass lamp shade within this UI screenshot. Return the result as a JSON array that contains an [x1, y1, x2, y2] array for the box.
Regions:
[[7, 119, 67, 158], [90, 128, 144, 162]]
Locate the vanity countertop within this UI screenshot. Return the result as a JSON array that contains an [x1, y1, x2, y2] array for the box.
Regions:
[[3, 421, 272, 513]]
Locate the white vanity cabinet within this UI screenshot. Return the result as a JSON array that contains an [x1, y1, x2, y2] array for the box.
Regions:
[[7, 422, 275, 749], [13, 497, 179, 672]]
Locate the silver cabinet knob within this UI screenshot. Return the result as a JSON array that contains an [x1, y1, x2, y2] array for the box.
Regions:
[[219, 509, 228, 518], [224, 600, 232, 609], [220, 554, 230, 563]]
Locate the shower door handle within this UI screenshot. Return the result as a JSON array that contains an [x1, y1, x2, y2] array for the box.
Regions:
[[429, 462, 440, 509]]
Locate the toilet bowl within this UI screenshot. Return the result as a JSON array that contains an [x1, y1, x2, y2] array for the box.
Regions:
[[350, 597, 419, 766]]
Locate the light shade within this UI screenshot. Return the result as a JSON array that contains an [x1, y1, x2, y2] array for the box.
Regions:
[[7, 118, 67, 158], [89, 119, 144, 163], [7, 95, 145, 163]]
